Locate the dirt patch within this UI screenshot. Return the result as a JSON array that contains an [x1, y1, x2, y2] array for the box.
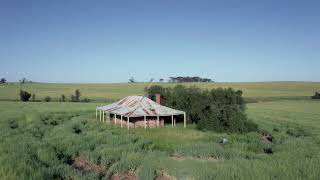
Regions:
[[72, 157, 106, 175], [169, 154, 220, 162], [110, 171, 136, 180], [155, 175, 176, 180]]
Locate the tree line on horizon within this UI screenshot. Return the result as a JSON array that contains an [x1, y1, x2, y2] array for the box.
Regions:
[[128, 76, 213, 83], [168, 76, 213, 83]]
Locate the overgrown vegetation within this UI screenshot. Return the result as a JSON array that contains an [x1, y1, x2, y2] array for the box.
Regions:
[[0, 101, 319, 179], [145, 85, 257, 133]]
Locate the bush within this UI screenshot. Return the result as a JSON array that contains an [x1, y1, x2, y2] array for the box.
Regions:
[[44, 96, 51, 102], [145, 85, 257, 133], [19, 90, 31, 101], [8, 119, 19, 129], [311, 92, 320, 99]]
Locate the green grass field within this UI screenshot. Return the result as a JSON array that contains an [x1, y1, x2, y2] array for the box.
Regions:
[[0, 82, 320, 179], [1, 81, 319, 101]]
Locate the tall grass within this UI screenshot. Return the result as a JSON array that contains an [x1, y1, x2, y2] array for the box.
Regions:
[[0, 101, 320, 179]]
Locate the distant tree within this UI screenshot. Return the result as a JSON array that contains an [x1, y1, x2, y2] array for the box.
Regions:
[[0, 78, 6, 84], [75, 89, 81, 102], [159, 78, 164, 83], [167, 76, 213, 83], [168, 77, 176, 83], [20, 78, 27, 84], [19, 90, 31, 101], [44, 96, 51, 102], [150, 78, 154, 83], [31, 94, 36, 101], [61, 94, 66, 102], [70, 89, 81, 102], [129, 77, 135, 83]]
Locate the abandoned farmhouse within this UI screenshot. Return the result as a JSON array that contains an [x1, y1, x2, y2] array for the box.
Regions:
[[96, 95, 186, 129]]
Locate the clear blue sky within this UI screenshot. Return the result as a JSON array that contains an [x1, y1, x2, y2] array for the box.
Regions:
[[0, 0, 319, 83]]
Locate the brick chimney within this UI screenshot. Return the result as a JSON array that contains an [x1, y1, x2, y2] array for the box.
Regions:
[[155, 94, 161, 104]]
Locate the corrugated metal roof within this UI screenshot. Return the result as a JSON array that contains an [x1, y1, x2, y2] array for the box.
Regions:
[[97, 95, 185, 117]]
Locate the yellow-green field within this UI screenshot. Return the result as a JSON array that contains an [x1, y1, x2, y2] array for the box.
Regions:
[[1, 81, 319, 101]]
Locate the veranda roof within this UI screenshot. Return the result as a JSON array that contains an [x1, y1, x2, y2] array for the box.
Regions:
[[97, 95, 185, 117]]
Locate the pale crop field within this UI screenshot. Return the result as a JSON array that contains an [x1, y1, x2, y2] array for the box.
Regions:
[[0, 81, 319, 101]]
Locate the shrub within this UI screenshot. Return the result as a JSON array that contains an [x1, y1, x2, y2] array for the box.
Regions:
[[19, 90, 31, 101], [72, 124, 82, 134], [8, 119, 19, 129], [145, 85, 257, 133], [44, 96, 51, 102], [311, 92, 320, 99]]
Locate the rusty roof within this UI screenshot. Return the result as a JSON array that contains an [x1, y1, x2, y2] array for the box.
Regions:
[[97, 95, 185, 117]]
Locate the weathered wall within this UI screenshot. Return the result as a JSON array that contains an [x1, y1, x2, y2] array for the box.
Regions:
[[111, 116, 165, 128]]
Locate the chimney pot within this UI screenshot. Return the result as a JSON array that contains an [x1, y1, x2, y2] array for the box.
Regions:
[[155, 94, 161, 104]]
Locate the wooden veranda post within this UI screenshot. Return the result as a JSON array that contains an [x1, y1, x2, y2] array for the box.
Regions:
[[157, 116, 159, 127], [127, 117, 130, 130], [102, 111, 105, 122], [114, 114, 117, 125], [120, 115, 123, 127], [184, 112, 186, 128], [99, 110, 102, 122], [171, 115, 174, 128]]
